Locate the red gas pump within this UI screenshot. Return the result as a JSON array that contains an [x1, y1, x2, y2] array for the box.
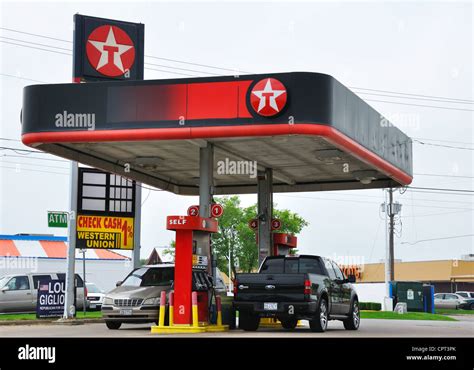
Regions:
[[273, 233, 297, 256], [152, 215, 228, 333]]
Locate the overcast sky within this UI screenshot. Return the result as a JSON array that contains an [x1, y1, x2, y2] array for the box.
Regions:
[[0, 0, 472, 265]]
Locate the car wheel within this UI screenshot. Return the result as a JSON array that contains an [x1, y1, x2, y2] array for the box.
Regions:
[[470, 303, 474, 310], [281, 318, 298, 330], [105, 321, 122, 330], [309, 297, 328, 332], [343, 299, 360, 330], [239, 311, 260, 331]]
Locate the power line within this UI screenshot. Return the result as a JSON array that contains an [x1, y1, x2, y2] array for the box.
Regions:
[[350, 86, 474, 104], [0, 40, 72, 56], [412, 137, 474, 146], [0, 28, 249, 75], [144, 61, 220, 76], [279, 194, 473, 211], [0, 159, 68, 170], [402, 209, 474, 218], [0, 27, 72, 43], [2, 26, 473, 108], [0, 36, 71, 51], [401, 234, 474, 245], [0, 73, 46, 83], [0, 146, 46, 155], [407, 189, 474, 196], [0, 165, 68, 176], [355, 91, 473, 105], [414, 139, 474, 151], [0, 154, 68, 162], [365, 98, 474, 112], [414, 172, 474, 179], [408, 186, 474, 193]]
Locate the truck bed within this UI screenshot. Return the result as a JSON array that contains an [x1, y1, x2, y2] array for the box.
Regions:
[[234, 273, 307, 302]]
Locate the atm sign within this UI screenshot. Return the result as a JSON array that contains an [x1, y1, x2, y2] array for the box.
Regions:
[[76, 215, 134, 250]]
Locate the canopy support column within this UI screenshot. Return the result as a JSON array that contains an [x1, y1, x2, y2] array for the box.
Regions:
[[257, 168, 273, 267], [199, 144, 214, 275]]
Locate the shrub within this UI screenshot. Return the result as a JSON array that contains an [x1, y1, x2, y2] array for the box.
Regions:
[[360, 302, 382, 311]]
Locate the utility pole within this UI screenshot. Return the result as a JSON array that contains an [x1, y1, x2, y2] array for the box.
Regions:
[[388, 188, 395, 281], [382, 188, 402, 311]]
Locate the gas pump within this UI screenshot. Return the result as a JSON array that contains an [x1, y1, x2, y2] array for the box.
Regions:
[[151, 215, 228, 333], [273, 233, 297, 256]]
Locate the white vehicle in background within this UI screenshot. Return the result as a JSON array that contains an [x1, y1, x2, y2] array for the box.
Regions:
[[86, 282, 105, 311], [455, 291, 474, 299], [0, 272, 87, 313]]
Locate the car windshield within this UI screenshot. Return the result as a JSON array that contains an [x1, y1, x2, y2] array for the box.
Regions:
[[457, 292, 468, 298], [122, 267, 174, 287], [0, 276, 10, 288], [86, 283, 102, 293]]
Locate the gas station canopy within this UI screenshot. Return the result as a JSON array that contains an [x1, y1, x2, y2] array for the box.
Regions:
[[21, 72, 412, 194]]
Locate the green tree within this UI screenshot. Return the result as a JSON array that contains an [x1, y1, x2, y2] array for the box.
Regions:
[[212, 197, 309, 277], [211, 196, 243, 279], [162, 240, 176, 261]]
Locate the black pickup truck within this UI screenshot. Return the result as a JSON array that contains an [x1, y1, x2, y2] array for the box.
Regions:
[[233, 255, 359, 332]]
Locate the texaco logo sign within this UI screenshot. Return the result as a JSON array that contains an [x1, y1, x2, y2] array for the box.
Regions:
[[86, 25, 135, 77], [250, 78, 287, 117]]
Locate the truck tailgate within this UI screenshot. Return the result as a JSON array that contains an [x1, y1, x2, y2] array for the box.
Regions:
[[235, 273, 306, 302]]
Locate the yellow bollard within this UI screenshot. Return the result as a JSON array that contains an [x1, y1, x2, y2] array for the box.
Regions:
[[192, 291, 199, 327], [169, 291, 174, 326], [158, 290, 166, 327], [216, 295, 223, 326]]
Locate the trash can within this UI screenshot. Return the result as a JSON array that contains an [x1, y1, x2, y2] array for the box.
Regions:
[[391, 281, 424, 312], [423, 284, 435, 314]]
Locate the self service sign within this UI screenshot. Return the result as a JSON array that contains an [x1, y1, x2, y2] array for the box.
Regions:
[[36, 279, 66, 318], [77, 215, 134, 250]]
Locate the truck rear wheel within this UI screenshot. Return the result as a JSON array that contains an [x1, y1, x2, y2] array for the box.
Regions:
[[309, 298, 328, 332], [239, 311, 260, 331], [105, 321, 122, 330], [343, 299, 360, 330], [281, 318, 298, 330]]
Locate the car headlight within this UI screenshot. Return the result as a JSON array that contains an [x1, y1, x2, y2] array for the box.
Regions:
[[103, 297, 113, 305], [142, 297, 161, 306]]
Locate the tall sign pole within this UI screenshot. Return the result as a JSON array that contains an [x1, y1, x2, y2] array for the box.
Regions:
[[62, 14, 145, 319], [63, 160, 78, 319], [133, 183, 142, 269]]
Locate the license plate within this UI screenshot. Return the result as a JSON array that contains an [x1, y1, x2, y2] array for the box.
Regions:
[[264, 302, 278, 311], [90, 304, 96, 309], [120, 309, 133, 316]]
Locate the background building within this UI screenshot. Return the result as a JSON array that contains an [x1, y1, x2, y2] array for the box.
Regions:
[[0, 234, 132, 291], [346, 257, 474, 293]]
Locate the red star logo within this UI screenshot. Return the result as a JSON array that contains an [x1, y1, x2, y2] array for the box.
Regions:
[[250, 78, 287, 117], [86, 25, 135, 77]]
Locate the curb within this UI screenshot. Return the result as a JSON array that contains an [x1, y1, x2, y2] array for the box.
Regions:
[[0, 318, 104, 326]]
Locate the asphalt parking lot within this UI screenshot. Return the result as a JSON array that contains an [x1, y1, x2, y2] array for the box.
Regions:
[[1, 318, 472, 337]]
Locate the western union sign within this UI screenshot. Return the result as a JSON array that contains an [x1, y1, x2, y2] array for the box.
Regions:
[[76, 214, 134, 250]]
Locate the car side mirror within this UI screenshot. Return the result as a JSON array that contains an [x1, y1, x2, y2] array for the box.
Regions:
[[1, 287, 7, 292], [115, 281, 122, 287], [347, 275, 356, 283]]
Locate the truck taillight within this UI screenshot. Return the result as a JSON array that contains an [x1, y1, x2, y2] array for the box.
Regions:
[[304, 279, 311, 295], [233, 281, 238, 295]]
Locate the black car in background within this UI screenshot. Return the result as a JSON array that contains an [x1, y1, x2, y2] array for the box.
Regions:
[[233, 255, 359, 332]]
